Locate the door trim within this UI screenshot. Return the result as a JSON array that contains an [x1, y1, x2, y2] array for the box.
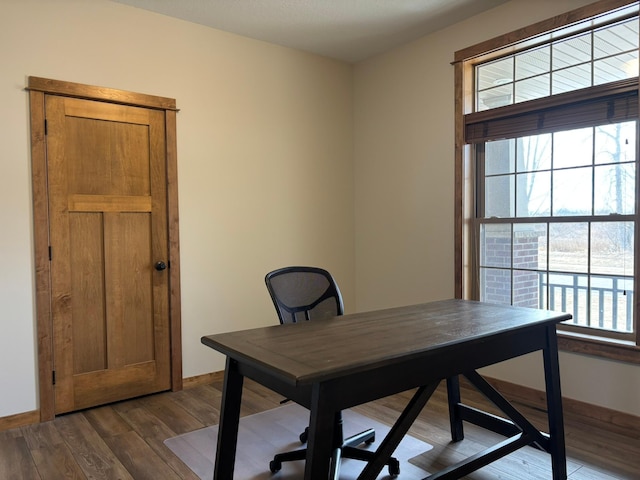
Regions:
[[27, 77, 182, 422]]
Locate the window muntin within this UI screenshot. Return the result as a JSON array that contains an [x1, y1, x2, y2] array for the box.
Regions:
[[476, 16, 639, 112]]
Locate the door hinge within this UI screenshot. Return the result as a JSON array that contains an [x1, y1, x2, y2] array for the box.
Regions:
[[44, 119, 48, 135], [48, 245, 52, 261], [52, 370, 56, 385]]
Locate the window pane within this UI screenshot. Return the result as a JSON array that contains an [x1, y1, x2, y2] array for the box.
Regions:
[[480, 224, 511, 268], [485, 175, 514, 217], [594, 163, 635, 214], [517, 134, 552, 172], [478, 84, 513, 110], [595, 121, 636, 165], [590, 221, 635, 333], [545, 272, 589, 326], [553, 167, 592, 216], [553, 33, 591, 69], [480, 267, 511, 304], [515, 45, 550, 80], [515, 74, 550, 103], [513, 269, 541, 308], [517, 171, 551, 217], [593, 19, 639, 59], [552, 64, 591, 94], [513, 223, 546, 270], [485, 139, 515, 175], [594, 52, 640, 85], [553, 127, 593, 169], [591, 222, 634, 275], [477, 57, 513, 91], [549, 222, 588, 273], [589, 274, 634, 332]]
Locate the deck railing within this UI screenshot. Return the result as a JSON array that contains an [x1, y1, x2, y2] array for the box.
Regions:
[[539, 273, 634, 332]]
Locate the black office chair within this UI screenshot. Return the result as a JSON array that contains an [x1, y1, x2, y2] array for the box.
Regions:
[[265, 266, 400, 477]]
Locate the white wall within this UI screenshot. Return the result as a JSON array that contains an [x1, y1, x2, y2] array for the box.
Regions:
[[0, 0, 354, 418], [354, 0, 640, 417]]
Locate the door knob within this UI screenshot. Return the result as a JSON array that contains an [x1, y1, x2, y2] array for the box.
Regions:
[[155, 261, 167, 271]]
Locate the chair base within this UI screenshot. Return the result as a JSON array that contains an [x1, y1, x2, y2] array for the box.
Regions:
[[269, 427, 400, 478]]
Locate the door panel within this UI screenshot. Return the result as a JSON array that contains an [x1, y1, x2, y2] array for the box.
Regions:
[[69, 212, 106, 374], [46, 95, 171, 414], [104, 212, 154, 367]]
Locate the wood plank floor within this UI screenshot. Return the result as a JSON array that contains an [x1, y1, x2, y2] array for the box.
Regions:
[[0, 378, 638, 479]]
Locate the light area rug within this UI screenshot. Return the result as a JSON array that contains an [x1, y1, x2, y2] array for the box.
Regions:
[[165, 403, 433, 479]]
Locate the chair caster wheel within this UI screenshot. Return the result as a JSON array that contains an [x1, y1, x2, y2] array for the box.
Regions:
[[299, 428, 308, 444], [388, 457, 400, 476], [365, 433, 375, 444], [269, 459, 282, 473]]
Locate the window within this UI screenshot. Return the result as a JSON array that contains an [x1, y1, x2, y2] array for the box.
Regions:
[[455, 0, 640, 360], [479, 122, 636, 339], [475, 15, 639, 110]]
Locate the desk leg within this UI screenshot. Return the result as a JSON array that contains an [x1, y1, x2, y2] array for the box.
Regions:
[[446, 376, 464, 442], [305, 384, 336, 480], [543, 326, 567, 480], [358, 383, 438, 480], [213, 358, 244, 480]]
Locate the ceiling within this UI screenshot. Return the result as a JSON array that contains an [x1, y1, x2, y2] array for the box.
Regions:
[[111, 0, 510, 63]]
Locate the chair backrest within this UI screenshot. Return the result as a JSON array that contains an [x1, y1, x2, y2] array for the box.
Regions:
[[265, 266, 344, 324]]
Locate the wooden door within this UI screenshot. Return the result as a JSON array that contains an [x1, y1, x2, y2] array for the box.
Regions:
[[45, 94, 172, 414]]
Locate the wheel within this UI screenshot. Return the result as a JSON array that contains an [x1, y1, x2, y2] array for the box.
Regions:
[[365, 432, 375, 445], [388, 457, 400, 476], [299, 427, 308, 444], [269, 459, 282, 473]]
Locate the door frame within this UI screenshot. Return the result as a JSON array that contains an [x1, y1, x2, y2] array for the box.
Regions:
[[27, 77, 183, 422]]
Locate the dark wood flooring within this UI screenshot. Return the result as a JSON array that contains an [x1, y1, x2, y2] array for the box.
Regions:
[[0, 377, 638, 479]]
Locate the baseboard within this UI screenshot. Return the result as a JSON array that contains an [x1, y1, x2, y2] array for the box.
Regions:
[[485, 376, 640, 434], [182, 371, 224, 389], [0, 409, 40, 432]]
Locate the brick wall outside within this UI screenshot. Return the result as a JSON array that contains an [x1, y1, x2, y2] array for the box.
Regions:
[[483, 228, 541, 307]]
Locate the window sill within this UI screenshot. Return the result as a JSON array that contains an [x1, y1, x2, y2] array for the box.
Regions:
[[558, 330, 640, 364]]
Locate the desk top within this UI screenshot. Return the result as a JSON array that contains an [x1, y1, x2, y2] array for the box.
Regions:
[[201, 299, 571, 387]]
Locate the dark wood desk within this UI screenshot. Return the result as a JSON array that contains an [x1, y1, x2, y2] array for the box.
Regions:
[[201, 299, 571, 480]]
